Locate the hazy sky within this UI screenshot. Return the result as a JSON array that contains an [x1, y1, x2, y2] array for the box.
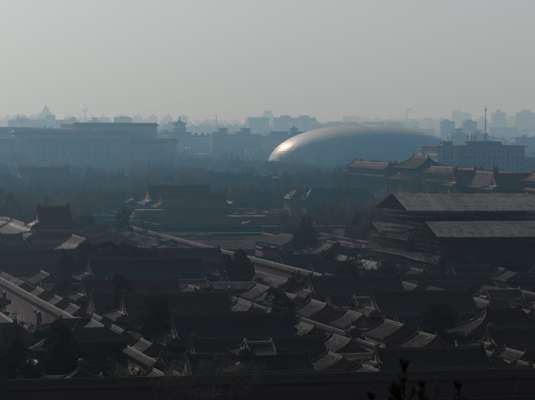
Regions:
[[1, 0, 534, 121]]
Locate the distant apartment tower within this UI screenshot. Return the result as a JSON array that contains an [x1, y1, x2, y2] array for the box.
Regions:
[[462, 119, 478, 136], [272, 114, 320, 133], [451, 110, 472, 128], [246, 117, 271, 135], [515, 110, 535, 134], [439, 119, 455, 139], [439, 140, 525, 172], [492, 109, 507, 128], [490, 109, 517, 138], [293, 115, 320, 132], [272, 115, 294, 132], [172, 118, 187, 135]]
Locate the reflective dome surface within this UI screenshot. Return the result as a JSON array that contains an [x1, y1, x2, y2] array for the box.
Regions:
[[268, 125, 439, 166]]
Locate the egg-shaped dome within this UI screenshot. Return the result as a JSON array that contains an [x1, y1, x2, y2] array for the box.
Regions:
[[269, 125, 440, 166]]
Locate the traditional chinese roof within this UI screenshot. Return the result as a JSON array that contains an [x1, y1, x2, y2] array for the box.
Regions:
[[378, 193, 535, 213], [427, 220, 535, 239]]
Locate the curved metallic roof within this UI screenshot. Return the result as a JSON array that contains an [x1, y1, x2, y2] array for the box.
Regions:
[[268, 125, 439, 166]]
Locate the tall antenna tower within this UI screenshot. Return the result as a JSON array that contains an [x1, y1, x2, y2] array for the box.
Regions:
[[484, 106, 488, 140], [81, 104, 88, 122]]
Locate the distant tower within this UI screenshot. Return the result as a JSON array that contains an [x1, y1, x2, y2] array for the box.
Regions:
[[172, 118, 187, 135], [440, 119, 455, 140], [484, 106, 488, 140], [81, 104, 88, 121]]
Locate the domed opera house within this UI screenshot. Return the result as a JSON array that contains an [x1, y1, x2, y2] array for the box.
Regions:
[[268, 125, 440, 167]]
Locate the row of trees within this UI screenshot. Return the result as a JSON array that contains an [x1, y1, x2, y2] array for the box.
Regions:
[[367, 360, 464, 400]]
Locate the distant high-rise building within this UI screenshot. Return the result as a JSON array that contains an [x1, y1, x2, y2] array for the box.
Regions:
[[262, 110, 274, 120], [272, 115, 294, 132], [172, 118, 187, 135], [439, 119, 455, 139], [490, 111, 518, 139], [271, 114, 320, 133], [39, 106, 55, 124], [451, 110, 472, 128], [293, 115, 320, 132], [246, 116, 271, 135], [515, 110, 535, 134], [491, 109, 507, 128], [462, 119, 478, 136]]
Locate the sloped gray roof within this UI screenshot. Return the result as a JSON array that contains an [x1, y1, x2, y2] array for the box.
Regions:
[[0, 217, 30, 235], [295, 320, 315, 336], [364, 319, 404, 341], [400, 331, 437, 348], [232, 298, 253, 312], [298, 299, 327, 318], [427, 220, 535, 238], [498, 347, 525, 364], [394, 155, 436, 170], [445, 310, 487, 338], [241, 283, 270, 301], [379, 193, 535, 212], [26, 270, 50, 286], [330, 310, 363, 330], [348, 160, 390, 171], [255, 270, 288, 288], [324, 334, 351, 352], [312, 351, 343, 371], [55, 234, 86, 250], [423, 165, 455, 177]]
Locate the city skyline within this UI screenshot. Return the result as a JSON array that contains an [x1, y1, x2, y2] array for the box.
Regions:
[[3, 105, 535, 126], [3, 0, 535, 120]]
